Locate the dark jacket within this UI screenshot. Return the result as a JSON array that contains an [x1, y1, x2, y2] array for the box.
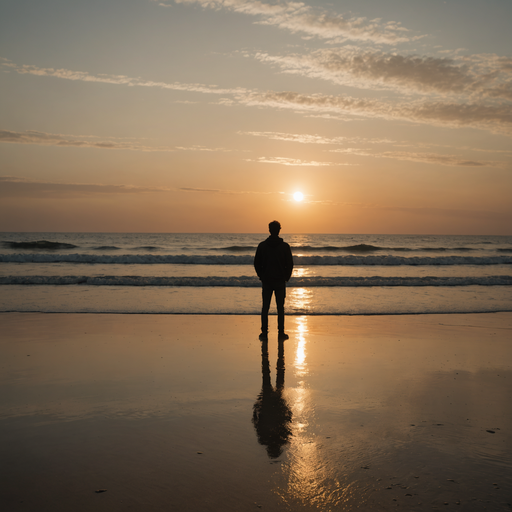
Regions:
[[254, 236, 294, 283]]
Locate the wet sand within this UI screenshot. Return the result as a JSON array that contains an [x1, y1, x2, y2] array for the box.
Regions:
[[0, 312, 511, 511]]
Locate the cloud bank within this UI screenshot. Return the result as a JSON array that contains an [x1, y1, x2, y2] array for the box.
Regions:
[[254, 49, 512, 101], [3, 60, 512, 136]]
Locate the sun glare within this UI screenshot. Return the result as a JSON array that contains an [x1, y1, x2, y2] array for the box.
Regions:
[[293, 191, 304, 202]]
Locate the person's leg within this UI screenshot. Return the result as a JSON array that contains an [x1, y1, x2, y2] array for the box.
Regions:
[[261, 285, 273, 335], [275, 285, 286, 334]]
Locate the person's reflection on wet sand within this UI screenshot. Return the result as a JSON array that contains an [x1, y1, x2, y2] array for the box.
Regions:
[[252, 339, 293, 458]]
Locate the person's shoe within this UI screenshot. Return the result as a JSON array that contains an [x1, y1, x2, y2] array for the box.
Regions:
[[278, 331, 289, 340], [259, 332, 268, 341]]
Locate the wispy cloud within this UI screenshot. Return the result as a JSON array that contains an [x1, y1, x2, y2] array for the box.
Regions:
[[235, 90, 512, 135], [241, 130, 507, 167], [0, 129, 171, 151], [1, 61, 247, 96], [175, 145, 232, 152], [240, 130, 395, 145], [167, 0, 419, 44], [0, 177, 279, 198], [0, 129, 230, 152], [246, 156, 341, 166], [331, 148, 504, 168], [180, 186, 279, 194], [0, 176, 170, 198]]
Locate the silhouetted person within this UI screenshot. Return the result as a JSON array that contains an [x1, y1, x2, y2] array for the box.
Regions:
[[254, 220, 293, 341], [252, 339, 293, 458]]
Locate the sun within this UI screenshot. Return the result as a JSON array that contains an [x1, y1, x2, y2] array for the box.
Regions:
[[293, 191, 304, 202]]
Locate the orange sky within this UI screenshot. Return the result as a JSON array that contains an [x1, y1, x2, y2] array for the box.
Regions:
[[1, 0, 511, 234]]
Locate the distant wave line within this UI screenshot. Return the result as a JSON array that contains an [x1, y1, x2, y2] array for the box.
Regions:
[[1, 241, 166, 251], [220, 244, 486, 253], [4, 241, 511, 254]]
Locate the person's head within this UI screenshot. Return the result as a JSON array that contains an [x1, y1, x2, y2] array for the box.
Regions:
[[268, 220, 281, 236]]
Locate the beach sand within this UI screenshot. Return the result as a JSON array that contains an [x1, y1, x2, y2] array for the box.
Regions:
[[1, 312, 511, 511]]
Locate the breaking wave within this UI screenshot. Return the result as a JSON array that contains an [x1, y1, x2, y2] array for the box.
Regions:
[[1, 253, 511, 266], [2, 240, 78, 250]]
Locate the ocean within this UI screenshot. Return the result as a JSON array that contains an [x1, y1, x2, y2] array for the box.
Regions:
[[1, 232, 511, 315]]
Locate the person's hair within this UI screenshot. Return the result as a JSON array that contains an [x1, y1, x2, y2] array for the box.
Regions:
[[269, 220, 281, 235]]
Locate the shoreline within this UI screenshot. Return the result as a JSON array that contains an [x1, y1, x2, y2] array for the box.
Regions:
[[2, 309, 512, 315], [1, 312, 511, 511], [3, 284, 511, 316]]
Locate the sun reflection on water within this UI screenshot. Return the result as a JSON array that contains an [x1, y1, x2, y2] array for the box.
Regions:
[[294, 317, 308, 378], [292, 267, 310, 278], [276, 313, 352, 508], [253, 287, 359, 507], [287, 315, 325, 504], [288, 287, 314, 315]]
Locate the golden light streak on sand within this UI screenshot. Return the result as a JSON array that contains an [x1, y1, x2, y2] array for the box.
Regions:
[[281, 314, 352, 508]]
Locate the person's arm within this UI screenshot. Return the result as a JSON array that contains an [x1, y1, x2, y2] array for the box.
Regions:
[[254, 244, 263, 280], [284, 244, 293, 281]]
